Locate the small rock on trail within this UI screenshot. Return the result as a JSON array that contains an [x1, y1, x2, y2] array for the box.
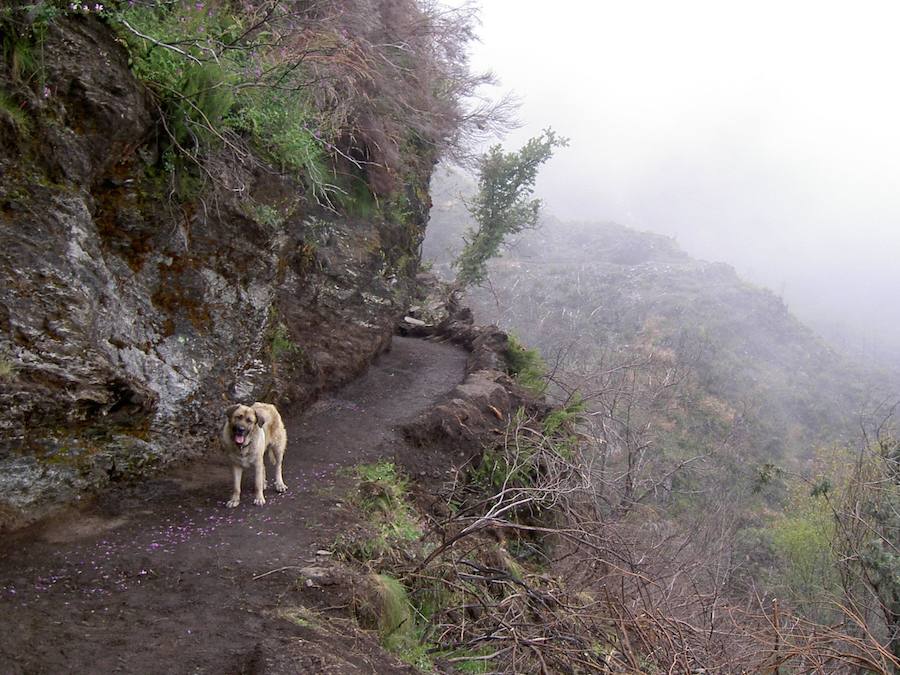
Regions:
[[0, 336, 467, 674]]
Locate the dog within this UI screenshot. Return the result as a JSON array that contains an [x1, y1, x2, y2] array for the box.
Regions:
[[220, 402, 287, 507]]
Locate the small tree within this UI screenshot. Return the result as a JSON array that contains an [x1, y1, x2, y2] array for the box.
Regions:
[[453, 129, 567, 288]]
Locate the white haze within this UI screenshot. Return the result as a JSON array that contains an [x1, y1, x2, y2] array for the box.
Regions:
[[460, 0, 900, 364]]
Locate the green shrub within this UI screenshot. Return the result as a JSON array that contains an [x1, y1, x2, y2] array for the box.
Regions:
[[370, 574, 410, 637], [5, 0, 508, 211], [227, 88, 332, 199], [112, 0, 494, 205], [2, 31, 36, 83], [174, 62, 235, 147], [243, 201, 283, 228], [542, 394, 586, 435], [0, 2, 55, 85], [115, 1, 335, 199], [337, 177, 379, 219], [450, 648, 495, 673], [453, 130, 567, 288], [505, 334, 547, 394], [769, 491, 839, 617], [356, 462, 421, 540]]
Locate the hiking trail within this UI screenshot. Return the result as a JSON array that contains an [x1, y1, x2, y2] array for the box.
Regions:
[[0, 336, 467, 674]]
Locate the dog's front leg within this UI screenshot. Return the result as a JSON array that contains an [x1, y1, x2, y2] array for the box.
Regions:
[[273, 456, 287, 494], [227, 465, 242, 508], [253, 458, 267, 506]]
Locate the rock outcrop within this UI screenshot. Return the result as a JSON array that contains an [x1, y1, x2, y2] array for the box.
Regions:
[[398, 276, 547, 471], [0, 16, 433, 529]]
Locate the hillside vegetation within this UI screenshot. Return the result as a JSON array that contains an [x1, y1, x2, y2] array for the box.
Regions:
[[426, 170, 888, 459], [418, 170, 900, 671]]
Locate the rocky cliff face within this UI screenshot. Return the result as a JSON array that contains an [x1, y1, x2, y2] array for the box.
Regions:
[[0, 17, 433, 529]]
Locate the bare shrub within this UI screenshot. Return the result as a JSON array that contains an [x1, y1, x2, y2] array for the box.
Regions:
[[112, 0, 517, 200], [402, 399, 900, 672]]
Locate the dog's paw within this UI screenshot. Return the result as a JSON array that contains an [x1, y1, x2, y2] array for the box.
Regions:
[[253, 494, 266, 506], [274, 481, 287, 493], [226, 497, 240, 508]]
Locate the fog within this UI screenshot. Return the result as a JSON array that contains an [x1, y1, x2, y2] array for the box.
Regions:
[[461, 0, 900, 364]]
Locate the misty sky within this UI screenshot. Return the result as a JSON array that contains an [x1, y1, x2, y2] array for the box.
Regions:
[[459, 0, 900, 361]]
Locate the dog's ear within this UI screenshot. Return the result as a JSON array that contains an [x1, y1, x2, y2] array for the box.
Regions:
[[255, 412, 267, 428], [225, 404, 240, 418]]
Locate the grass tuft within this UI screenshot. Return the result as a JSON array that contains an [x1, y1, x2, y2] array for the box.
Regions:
[[338, 461, 422, 562], [0, 91, 31, 135]]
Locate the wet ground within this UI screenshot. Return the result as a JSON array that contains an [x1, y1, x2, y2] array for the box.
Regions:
[[0, 336, 467, 674]]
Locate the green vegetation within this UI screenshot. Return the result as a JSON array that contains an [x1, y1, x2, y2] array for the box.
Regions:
[[338, 461, 421, 562], [504, 334, 547, 395], [423, 185, 900, 668], [335, 459, 545, 670], [241, 200, 285, 228], [277, 605, 320, 630], [338, 463, 435, 668], [451, 650, 494, 673], [356, 461, 421, 543], [367, 574, 431, 670], [0, 90, 30, 135], [752, 439, 900, 659], [470, 405, 578, 502], [339, 178, 380, 220], [453, 129, 567, 288], [368, 573, 411, 639], [833, 438, 900, 661], [0, 2, 53, 85], [1, 29, 36, 84], [541, 393, 585, 436], [0, 356, 15, 380], [269, 322, 301, 360], [2, 0, 507, 213], [110, 1, 334, 200], [769, 487, 839, 617], [226, 88, 331, 197]]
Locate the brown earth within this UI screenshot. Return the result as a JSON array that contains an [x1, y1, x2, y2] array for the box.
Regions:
[[0, 336, 468, 674]]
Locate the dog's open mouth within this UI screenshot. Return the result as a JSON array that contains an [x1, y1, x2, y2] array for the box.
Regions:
[[233, 431, 247, 445]]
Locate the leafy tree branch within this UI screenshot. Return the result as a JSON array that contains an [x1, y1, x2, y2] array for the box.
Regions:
[[453, 129, 567, 288]]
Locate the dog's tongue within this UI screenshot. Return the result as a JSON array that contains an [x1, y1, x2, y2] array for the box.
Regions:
[[234, 433, 246, 445]]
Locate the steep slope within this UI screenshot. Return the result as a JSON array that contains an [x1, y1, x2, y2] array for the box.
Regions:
[[424, 186, 892, 458]]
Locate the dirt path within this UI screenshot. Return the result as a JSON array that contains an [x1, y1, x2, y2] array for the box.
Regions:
[[0, 336, 468, 674]]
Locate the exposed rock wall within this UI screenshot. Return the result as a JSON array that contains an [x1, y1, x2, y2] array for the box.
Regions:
[[0, 17, 433, 529]]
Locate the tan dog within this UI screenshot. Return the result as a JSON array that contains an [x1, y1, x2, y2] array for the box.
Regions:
[[220, 402, 287, 507]]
